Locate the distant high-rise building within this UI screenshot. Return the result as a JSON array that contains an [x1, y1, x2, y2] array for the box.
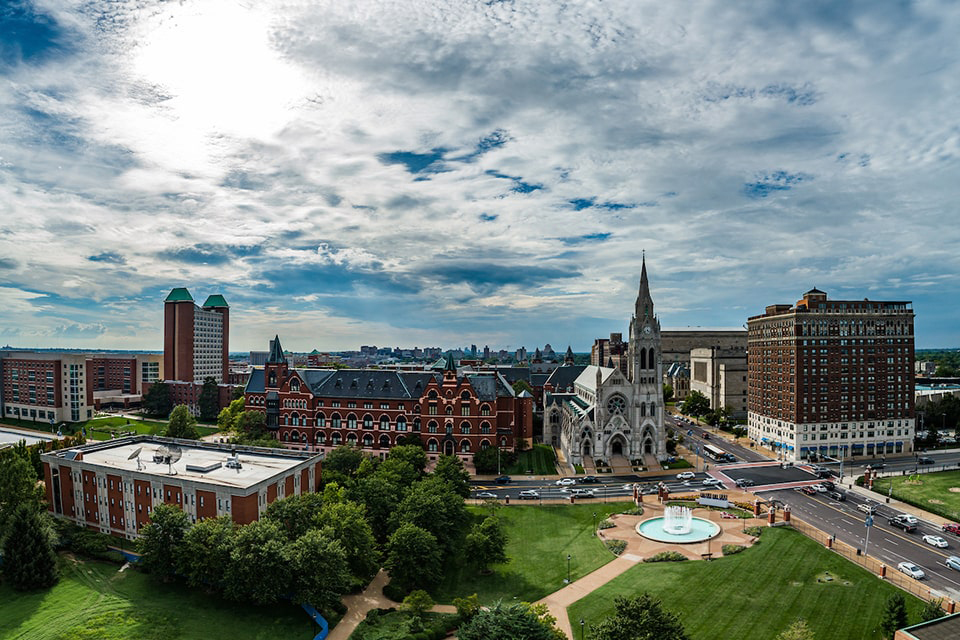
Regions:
[[483, 345, 490, 361], [163, 288, 229, 384], [747, 288, 915, 462]]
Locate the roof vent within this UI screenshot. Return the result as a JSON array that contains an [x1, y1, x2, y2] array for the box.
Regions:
[[351, 378, 358, 388], [335, 378, 342, 387], [367, 379, 374, 388]]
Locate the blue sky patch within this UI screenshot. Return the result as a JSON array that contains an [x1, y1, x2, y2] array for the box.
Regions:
[[479, 213, 498, 221], [378, 149, 448, 174], [88, 252, 126, 264], [569, 197, 595, 211], [0, 1, 75, 67], [559, 232, 612, 245], [743, 170, 812, 199], [486, 169, 543, 194]]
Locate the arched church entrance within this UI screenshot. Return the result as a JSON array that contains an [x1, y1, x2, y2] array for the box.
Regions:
[[644, 438, 653, 454], [582, 441, 591, 457], [612, 440, 624, 456]]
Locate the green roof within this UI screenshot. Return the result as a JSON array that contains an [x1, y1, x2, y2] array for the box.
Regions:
[[165, 288, 194, 302], [202, 294, 229, 308]]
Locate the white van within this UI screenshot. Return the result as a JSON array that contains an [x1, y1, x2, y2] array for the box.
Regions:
[[945, 556, 960, 571]]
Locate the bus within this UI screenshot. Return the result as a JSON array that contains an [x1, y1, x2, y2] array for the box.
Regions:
[[702, 444, 729, 462]]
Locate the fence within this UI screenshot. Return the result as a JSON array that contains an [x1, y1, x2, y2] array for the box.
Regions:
[[788, 516, 952, 608]]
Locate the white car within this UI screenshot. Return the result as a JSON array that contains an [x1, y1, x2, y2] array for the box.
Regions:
[[476, 491, 498, 499], [570, 488, 596, 498], [556, 478, 577, 486], [897, 562, 925, 580], [857, 502, 878, 514], [518, 489, 539, 500], [812, 484, 828, 493], [701, 477, 722, 487], [900, 514, 919, 525], [923, 535, 949, 548], [676, 471, 696, 480]]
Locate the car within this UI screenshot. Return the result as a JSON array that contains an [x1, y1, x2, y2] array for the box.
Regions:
[[897, 562, 926, 580], [810, 465, 828, 473], [702, 432, 710, 440], [946, 556, 960, 572], [867, 462, 886, 470], [943, 523, 960, 535], [570, 488, 596, 498], [812, 484, 828, 493], [858, 502, 878, 514], [556, 478, 577, 486], [820, 481, 836, 491], [676, 471, 696, 480], [518, 489, 539, 500], [815, 470, 834, 479], [896, 514, 919, 525], [918, 456, 935, 465], [923, 535, 949, 548], [701, 477, 722, 487], [801, 486, 817, 496], [476, 491, 498, 499], [722, 454, 737, 463], [494, 475, 511, 484], [580, 475, 600, 484], [735, 478, 755, 488], [888, 516, 917, 532], [829, 490, 846, 501]]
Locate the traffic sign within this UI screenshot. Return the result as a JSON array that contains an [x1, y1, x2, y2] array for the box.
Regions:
[[865, 516, 874, 527]]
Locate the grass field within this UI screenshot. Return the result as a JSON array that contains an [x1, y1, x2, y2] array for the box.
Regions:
[[871, 470, 960, 522], [431, 502, 631, 604], [568, 527, 924, 640], [0, 416, 218, 441], [503, 444, 558, 475], [0, 556, 313, 640]]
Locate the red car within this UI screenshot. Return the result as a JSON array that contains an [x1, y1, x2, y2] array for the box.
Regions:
[[801, 486, 817, 496], [943, 523, 960, 535]]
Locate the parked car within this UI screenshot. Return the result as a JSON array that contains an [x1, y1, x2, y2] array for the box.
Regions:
[[858, 502, 878, 514], [923, 535, 949, 548], [701, 477, 722, 487], [829, 491, 846, 501], [946, 556, 960, 571], [676, 471, 696, 480], [888, 516, 917, 532], [702, 432, 711, 440], [580, 475, 600, 484], [735, 478, 755, 488], [494, 475, 511, 484], [812, 484, 828, 493], [897, 562, 926, 580], [801, 486, 817, 496], [918, 456, 935, 465], [476, 491, 498, 499], [570, 488, 596, 498], [942, 523, 960, 535], [815, 470, 833, 479], [556, 478, 577, 486], [519, 489, 540, 500]]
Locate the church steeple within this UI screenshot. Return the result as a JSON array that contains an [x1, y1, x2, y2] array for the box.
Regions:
[[635, 252, 654, 321]]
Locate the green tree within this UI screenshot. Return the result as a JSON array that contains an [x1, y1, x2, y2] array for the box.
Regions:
[[473, 445, 517, 474], [390, 476, 469, 556], [433, 454, 471, 498], [349, 475, 401, 543], [512, 379, 534, 395], [592, 594, 689, 640], [777, 618, 815, 640], [177, 515, 235, 591], [401, 590, 435, 631], [384, 523, 443, 592], [387, 444, 427, 476], [465, 515, 509, 573], [880, 593, 908, 639], [142, 381, 173, 417], [234, 410, 268, 438], [680, 391, 710, 419], [2, 503, 58, 591], [224, 519, 290, 604], [323, 445, 365, 477], [663, 384, 674, 403], [138, 503, 190, 581], [165, 405, 199, 440], [376, 457, 420, 488], [920, 598, 945, 622], [286, 529, 351, 611], [0, 454, 40, 538], [198, 377, 221, 422], [217, 397, 246, 430], [453, 593, 482, 620], [264, 493, 325, 540], [317, 501, 380, 581], [458, 601, 564, 640]]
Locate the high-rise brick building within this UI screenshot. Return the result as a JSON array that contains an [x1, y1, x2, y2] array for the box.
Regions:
[[163, 288, 229, 384], [747, 288, 915, 463]]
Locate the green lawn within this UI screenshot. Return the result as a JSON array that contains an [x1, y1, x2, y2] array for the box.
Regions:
[[0, 556, 313, 640], [431, 502, 631, 604], [1, 416, 218, 442], [568, 527, 923, 640], [871, 470, 960, 522], [503, 444, 558, 475]]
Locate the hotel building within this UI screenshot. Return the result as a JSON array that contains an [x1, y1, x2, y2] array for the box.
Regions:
[[747, 288, 915, 462]]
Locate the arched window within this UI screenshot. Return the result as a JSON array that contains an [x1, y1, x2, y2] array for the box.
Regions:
[[379, 435, 390, 448], [363, 414, 373, 429], [640, 403, 646, 417], [291, 412, 300, 426], [428, 390, 438, 399], [500, 437, 507, 447], [481, 421, 491, 434], [460, 421, 471, 434], [428, 420, 438, 434], [460, 439, 471, 453], [445, 406, 453, 415], [290, 430, 300, 441], [283, 431, 290, 441], [347, 414, 357, 429], [331, 432, 341, 445], [427, 438, 439, 452], [460, 390, 471, 401], [315, 432, 325, 444], [379, 415, 390, 430], [346, 433, 357, 445], [396, 416, 407, 432], [331, 413, 341, 429], [316, 413, 326, 428], [550, 412, 560, 424], [480, 439, 491, 450], [413, 418, 421, 432], [362, 434, 373, 447], [480, 404, 491, 416], [290, 379, 300, 392], [301, 432, 307, 443]]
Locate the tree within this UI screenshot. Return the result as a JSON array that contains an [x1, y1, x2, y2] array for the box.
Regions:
[[466, 516, 509, 573], [680, 391, 710, 419], [177, 515, 235, 591], [433, 454, 471, 498], [142, 381, 173, 417], [384, 523, 443, 592], [349, 475, 402, 543], [198, 377, 221, 422], [138, 503, 190, 581], [390, 476, 469, 556], [591, 594, 689, 640], [663, 384, 674, 404], [777, 618, 815, 640], [473, 445, 517, 474], [264, 493, 325, 540], [323, 445, 365, 477], [0, 454, 40, 538], [217, 397, 246, 430], [286, 529, 351, 611], [458, 601, 564, 640], [2, 503, 58, 590], [376, 457, 420, 488], [401, 590, 435, 631], [165, 405, 199, 440], [512, 379, 534, 395], [387, 445, 427, 476], [224, 519, 290, 603], [920, 598, 945, 622], [880, 593, 908, 639], [317, 501, 380, 581]]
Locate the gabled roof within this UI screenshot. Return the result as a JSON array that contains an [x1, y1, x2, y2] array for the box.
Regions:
[[267, 335, 285, 364], [544, 365, 587, 392], [202, 294, 229, 308], [165, 287, 194, 302], [246, 367, 265, 392], [494, 367, 531, 385]]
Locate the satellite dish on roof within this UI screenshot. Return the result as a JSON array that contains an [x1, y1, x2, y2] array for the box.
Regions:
[[128, 446, 145, 471], [156, 444, 182, 475]]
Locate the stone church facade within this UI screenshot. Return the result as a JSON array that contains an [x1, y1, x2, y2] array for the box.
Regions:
[[545, 258, 666, 465]]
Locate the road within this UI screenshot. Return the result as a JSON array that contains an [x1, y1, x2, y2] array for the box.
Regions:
[[666, 414, 769, 466], [469, 471, 723, 503]]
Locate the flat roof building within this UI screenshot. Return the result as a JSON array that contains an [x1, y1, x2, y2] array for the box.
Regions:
[[42, 435, 322, 539]]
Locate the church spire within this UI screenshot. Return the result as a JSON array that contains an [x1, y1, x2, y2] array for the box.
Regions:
[[635, 252, 654, 320], [267, 335, 285, 364]]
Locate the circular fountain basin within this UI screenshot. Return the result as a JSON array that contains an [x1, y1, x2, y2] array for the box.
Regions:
[[636, 516, 721, 543]]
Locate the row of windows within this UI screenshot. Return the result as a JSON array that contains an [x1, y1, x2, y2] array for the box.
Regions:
[[282, 429, 507, 452]]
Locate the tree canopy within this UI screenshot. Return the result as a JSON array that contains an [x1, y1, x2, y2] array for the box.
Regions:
[[680, 391, 711, 419], [2, 502, 58, 591], [142, 381, 173, 417], [591, 594, 689, 640], [433, 454, 471, 498], [138, 503, 190, 581], [177, 515, 235, 591], [879, 593, 908, 639], [384, 523, 443, 592], [164, 404, 199, 440], [458, 601, 564, 640], [466, 515, 509, 573], [198, 377, 221, 422]]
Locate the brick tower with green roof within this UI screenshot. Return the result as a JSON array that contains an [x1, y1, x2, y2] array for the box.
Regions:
[[163, 287, 230, 384]]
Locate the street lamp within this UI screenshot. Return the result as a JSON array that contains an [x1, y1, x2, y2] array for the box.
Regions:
[[566, 554, 571, 584], [593, 512, 597, 536], [580, 618, 585, 640]]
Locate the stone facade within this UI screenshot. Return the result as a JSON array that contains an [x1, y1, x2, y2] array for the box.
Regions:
[[689, 347, 748, 418]]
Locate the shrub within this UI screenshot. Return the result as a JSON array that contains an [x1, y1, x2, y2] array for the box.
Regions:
[[743, 526, 763, 537], [598, 518, 616, 530], [722, 544, 747, 555], [855, 475, 866, 487], [643, 551, 687, 563], [620, 506, 644, 516], [605, 540, 627, 556]]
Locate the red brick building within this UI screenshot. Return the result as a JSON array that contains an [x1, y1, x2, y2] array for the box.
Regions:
[[163, 288, 230, 384], [41, 435, 322, 539], [245, 337, 534, 461]]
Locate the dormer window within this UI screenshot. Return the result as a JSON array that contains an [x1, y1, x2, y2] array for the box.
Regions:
[[290, 379, 300, 393]]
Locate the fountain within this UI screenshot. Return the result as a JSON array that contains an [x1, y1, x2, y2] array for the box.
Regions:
[[636, 505, 721, 543]]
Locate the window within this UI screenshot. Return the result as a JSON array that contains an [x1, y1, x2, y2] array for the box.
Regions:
[[348, 414, 357, 429], [480, 405, 491, 416], [363, 414, 373, 429], [379, 416, 390, 430]]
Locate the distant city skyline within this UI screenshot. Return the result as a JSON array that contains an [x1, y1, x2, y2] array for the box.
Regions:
[[1, 2, 958, 351]]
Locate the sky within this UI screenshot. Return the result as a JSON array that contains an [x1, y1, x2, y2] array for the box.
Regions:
[[1, 0, 958, 353]]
